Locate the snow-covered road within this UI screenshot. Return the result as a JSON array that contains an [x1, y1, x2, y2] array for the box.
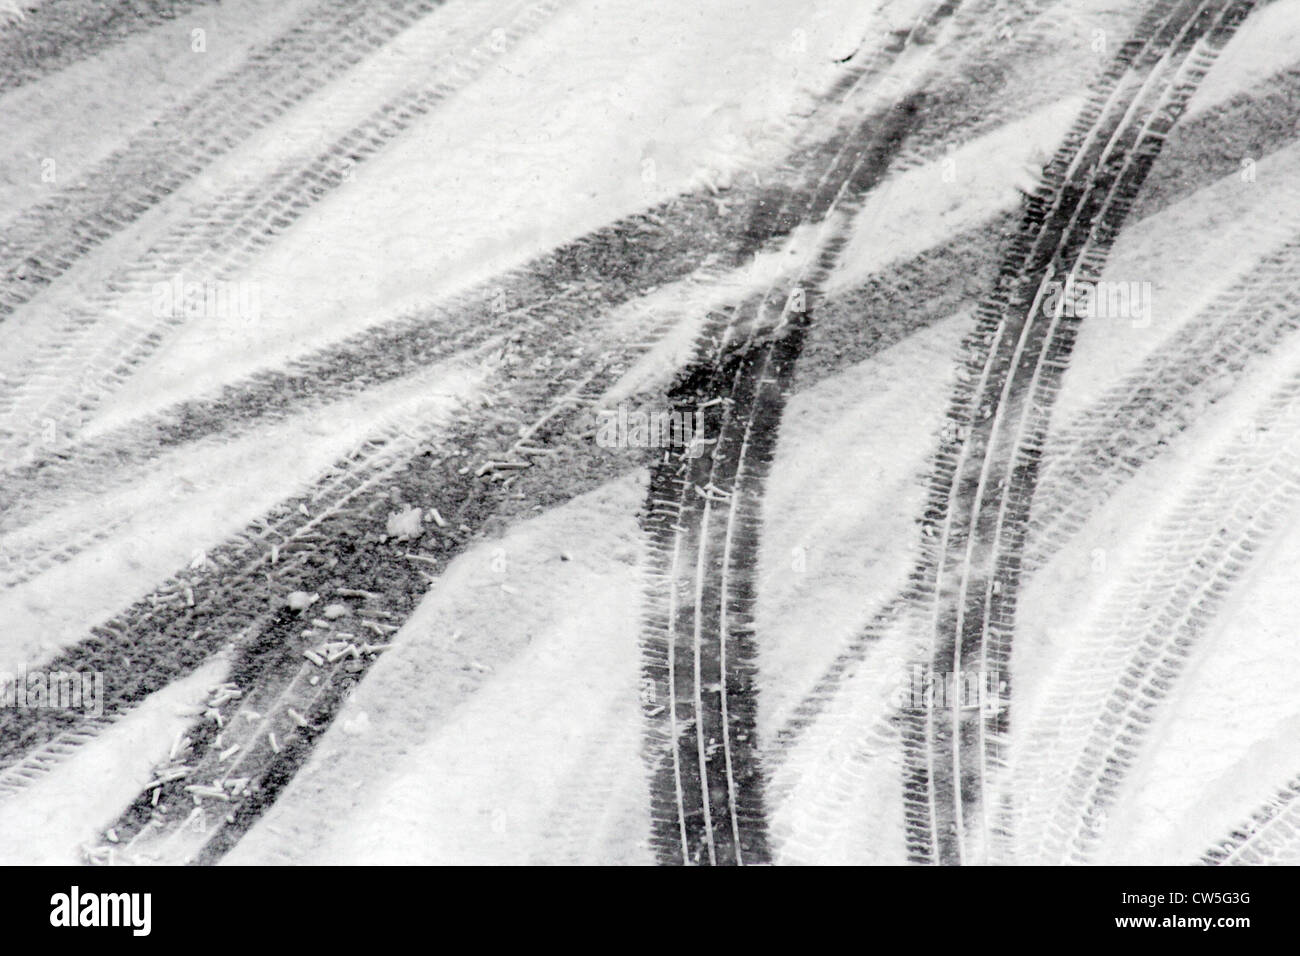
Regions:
[[2, 0, 1299, 866]]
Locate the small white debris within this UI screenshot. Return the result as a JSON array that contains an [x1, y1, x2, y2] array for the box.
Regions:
[[323, 642, 359, 664], [475, 459, 531, 477], [184, 784, 229, 800], [209, 687, 242, 706], [286, 590, 318, 611], [323, 603, 349, 619], [336, 588, 380, 599], [428, 507, 447, 528], [269, 732, 281, 753], [304, 649, 325, 666], [287, 708, 309, 728], [146, 766, 192, 787], [386, 506, 423, 541]]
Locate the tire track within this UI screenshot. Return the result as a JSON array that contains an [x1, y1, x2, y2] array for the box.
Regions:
[[769, 60, 1300, 764], [768, 0, 1239, 862], [753, 205, 1300, 859], [639, 0, 996, 867], [103, 618, 381, 865], [1202, 774, 1300, 864], [0, 719, 115, 798], [0, 0, 452, 326], [901, 0, 1261, 866], [0, 0, 563, 466], [637, 0, 1134, 865], [0, 173, 822, 538], [1025, 229, 1300, 575], [1015, 368, 1300, 863]]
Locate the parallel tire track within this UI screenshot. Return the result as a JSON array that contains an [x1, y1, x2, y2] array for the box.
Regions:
[[768, 61, 1300, 766], [901, 0, 1261, 865], [3, 0, 1287, 868], [0, 0, 561, 465], [638, 0, 1137, 865], [0, 0, 450, 326], [640, 0, 978, 867], [0, 165, 835, 539], [1017, 369, 1300, 863], [1025, 230, 1300, 574], [0, 112, 856, 844]]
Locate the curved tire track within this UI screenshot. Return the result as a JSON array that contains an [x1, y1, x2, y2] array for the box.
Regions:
[[901, 0, 1262, 866]]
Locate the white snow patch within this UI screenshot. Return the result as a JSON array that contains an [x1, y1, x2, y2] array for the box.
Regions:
[[756, 311, 966, 741]]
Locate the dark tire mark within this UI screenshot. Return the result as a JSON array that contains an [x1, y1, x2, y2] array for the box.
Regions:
[[640, 11, 941, 861], [901, 0, 1263, 865], [769, 59, 1300, 763]]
